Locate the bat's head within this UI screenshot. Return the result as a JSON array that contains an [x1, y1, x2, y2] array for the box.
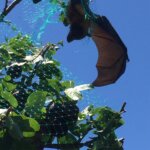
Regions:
[[65, 0, 90, 42], [65, 1, 84, 24], [67, 23, 88, 42]]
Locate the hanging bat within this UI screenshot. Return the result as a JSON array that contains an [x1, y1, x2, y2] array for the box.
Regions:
[[64, 0, 129, 86]]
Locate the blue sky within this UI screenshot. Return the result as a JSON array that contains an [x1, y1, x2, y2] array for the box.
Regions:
[[0, 0, 150, 150]]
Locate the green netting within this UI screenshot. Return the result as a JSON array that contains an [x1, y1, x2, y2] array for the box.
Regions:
[[0, 1, 124, 150], [81, 0, 99, 21]]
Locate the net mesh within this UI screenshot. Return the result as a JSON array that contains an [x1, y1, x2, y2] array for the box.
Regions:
[[0, 1, 105, 149], [0, 0, 63, 42]]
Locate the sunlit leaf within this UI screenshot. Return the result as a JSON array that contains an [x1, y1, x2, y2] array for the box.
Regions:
[[25, 91, 47, 118], [61, 80, 74, 89], [65, 88, 82, 100], [74, 84, 94, 91], [4, 75, 11, 81], [1, 91, 18, 108], [2, 80, 17, 91]]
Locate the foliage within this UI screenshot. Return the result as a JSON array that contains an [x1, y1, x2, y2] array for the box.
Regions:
[[0, 1, 125, 150], [0, 34, 125, 150]]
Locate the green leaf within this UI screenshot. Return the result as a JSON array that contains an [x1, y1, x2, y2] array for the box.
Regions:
[[61, 80, 74, 89], [27, 117, 40, 132], [80, 105, 94, 117], [6, 115, 40, 138], [79, 124, 91, 135], [0, 84, 3, 93], [0, 130, 5, 138], [58, 133, 77, 144], [0, 47, 11, 64], [41, 134, 54, 144], [58, 133, 79, 150], [6, 34, 33, 57], [92, 107, 124, 131], [2, 80, 17, 91], [25, 91, 47, 118], [4, 75, 11, 81], [57, 40, 64, 46], [47, 79, 63, 92], [92, 133, 123, 150], [1, 91, 18, 108]]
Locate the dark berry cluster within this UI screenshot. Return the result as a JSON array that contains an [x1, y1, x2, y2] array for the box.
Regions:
[[7, 65, 22, 79], [42, 101, 79, 136]]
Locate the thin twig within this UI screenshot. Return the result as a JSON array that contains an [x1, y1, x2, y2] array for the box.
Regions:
[[3, 0, 9, 13], [5, 107, 13, 117], [120, 102, 127, 113], [31, 44, 52, 62]]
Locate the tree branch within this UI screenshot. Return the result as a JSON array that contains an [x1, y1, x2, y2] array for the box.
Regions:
[[3, 0, 9, 13], [0, 0, 22, 21]]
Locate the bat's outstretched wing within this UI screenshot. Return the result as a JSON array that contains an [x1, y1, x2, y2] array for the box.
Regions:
[[91, 16, 129, 86]]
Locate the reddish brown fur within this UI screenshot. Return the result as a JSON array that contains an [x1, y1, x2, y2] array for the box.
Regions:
[[65, 1, 90, 42]]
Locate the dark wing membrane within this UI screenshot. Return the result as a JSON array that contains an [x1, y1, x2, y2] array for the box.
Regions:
[[99, 16, 129, 61], [91, 16, 128, 86]]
